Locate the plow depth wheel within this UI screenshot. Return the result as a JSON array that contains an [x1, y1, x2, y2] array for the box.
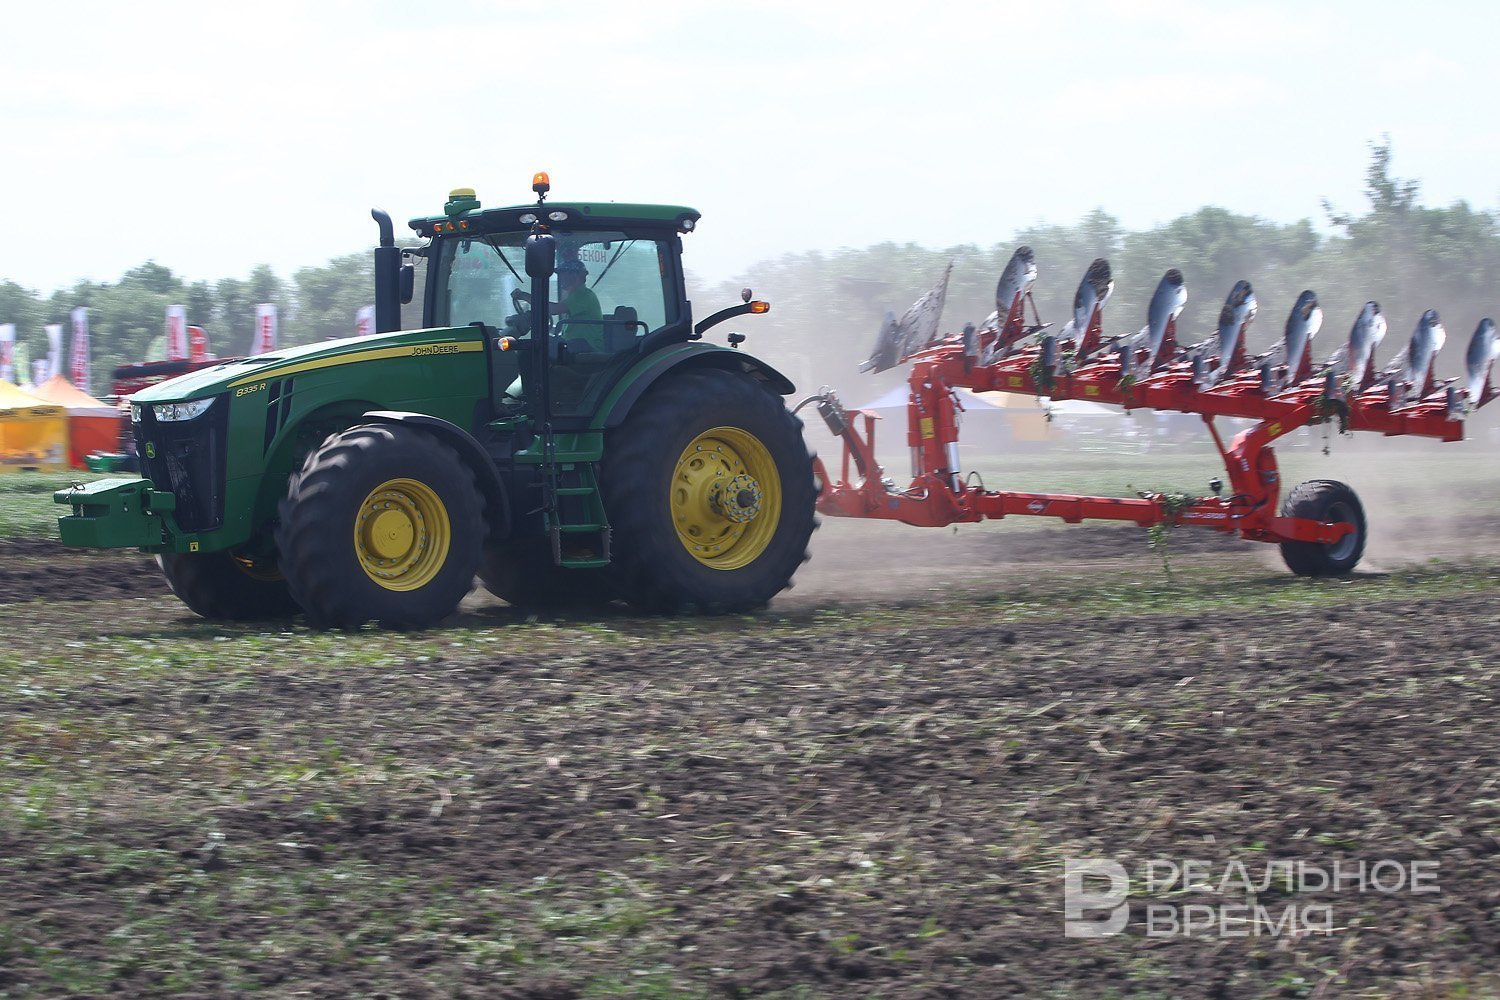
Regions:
[[277, 424, 483, 629], [1279, 479, 1366, 577], [601, 368, 817, 613]]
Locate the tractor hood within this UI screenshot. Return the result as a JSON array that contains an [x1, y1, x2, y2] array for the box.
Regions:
[[129, 327, 482, 404]]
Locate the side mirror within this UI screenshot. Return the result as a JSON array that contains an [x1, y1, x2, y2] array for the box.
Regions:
[[525, 234, 556, 278], [741, 287, 753, 303], [399, 264, 415, 305]]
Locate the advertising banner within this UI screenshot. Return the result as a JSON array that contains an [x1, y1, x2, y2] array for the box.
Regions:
[[166, 305, 188, 360], [45, 324, 62, 379], [355, 305, 375, 338], [12, 340, 29, 386], [0, 324, 14, 384], [69, 306, 90, 393], [253, 303, 278, 355], [189, 325, 210, 362]]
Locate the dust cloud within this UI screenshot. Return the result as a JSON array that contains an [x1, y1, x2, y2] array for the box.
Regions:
[[794, 405, 1500, 604]]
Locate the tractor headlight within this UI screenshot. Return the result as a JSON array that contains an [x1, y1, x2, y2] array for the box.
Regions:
[[130, 403, 143, 423], [153, 398, 216, 422]]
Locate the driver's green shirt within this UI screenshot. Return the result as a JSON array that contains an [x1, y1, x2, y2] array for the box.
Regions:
[[560, 285, 604, 347]]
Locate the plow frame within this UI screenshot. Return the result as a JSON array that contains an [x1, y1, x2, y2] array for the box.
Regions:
[[811, 317, 1465, 547]]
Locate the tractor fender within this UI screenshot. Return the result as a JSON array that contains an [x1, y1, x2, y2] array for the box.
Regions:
[[360, 410, 511, 540], [596, 345, 796, 430]]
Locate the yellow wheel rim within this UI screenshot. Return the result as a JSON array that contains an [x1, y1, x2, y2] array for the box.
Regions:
[[354, 478, 452, 591], [672, 426, 782, 570]]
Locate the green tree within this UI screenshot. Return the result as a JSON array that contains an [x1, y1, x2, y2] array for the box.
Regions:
[[1320, 139, 1500, 369], [0, 280, 46, 378], [2, 142, 1492, 393], [121, 261, 179, 296], [185, 281, 217, 352], [292, 253, 373, 344], [214, 276, 252, 355]]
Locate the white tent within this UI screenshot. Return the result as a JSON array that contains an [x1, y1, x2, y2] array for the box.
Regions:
[[855, 385, 1052, 446], [856, 385, 1013, 412], [1046, 398, 1118, 417]]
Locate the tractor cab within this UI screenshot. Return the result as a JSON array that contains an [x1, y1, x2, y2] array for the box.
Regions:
[[404, 183, 701, 423]]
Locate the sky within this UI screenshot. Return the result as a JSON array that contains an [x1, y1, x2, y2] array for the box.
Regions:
[[2, 0, 1497, 296]]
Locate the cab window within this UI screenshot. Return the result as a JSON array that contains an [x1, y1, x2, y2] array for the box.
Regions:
[[431, 229, 681, 419], [434, 229, 677, 339]]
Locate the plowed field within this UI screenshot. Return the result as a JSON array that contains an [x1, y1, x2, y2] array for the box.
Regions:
[[4, 500, 1499, 997]]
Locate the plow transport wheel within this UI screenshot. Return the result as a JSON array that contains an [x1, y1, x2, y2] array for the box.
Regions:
[[1278, 479, 1366, 577], [157, 550, 301, 621], [601, 368, 817, 613], [277, 424, 484, 629]]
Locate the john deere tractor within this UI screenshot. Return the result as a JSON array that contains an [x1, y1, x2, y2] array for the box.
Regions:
[[56, 175, 817, 628]]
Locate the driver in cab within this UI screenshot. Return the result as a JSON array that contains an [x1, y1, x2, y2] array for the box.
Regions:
[[514, 258, 604, 349]]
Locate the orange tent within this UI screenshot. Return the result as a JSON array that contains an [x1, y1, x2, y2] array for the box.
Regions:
[[971, 391, 1053, 442], [0, 380, 68, 472], [30, 375, 123, 468]]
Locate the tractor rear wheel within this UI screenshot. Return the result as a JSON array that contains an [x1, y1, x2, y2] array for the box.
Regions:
[[600, 368, 817, 613], [157, 549, 301, 620], [477, 538, 616, 611], [277, 424, 484, 629], [1279, 479, 1366, 576]]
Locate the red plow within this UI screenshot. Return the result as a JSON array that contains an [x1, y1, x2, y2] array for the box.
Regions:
[[805, 249, 1500, 574]]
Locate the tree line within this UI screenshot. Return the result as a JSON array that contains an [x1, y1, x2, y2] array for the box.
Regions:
[[0, 254, 384, 387], [3, 144, 1495, 397], [705, 143, 1500, 400]]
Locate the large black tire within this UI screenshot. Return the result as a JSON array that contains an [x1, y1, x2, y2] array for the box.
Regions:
[[1279, 479, 1366, 577], [477, 538, 616, 611], [276, 424, 484, 629], [600, 368, 817, 613], [156, 550, 301, 621]]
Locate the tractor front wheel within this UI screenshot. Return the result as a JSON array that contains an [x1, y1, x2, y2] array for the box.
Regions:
[[157, 549, 301, 620], [277, 424, 484, 629], [1279, 479, 1366, 576], [600, 368, 817, 613]]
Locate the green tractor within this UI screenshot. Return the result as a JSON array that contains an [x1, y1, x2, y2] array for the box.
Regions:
[[56, 175, 818, 628]]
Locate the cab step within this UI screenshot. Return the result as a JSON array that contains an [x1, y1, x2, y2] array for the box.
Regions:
[[545, 463, 612, 569]]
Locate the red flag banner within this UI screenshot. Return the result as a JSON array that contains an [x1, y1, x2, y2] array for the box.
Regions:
[[166, 305, 188, 360], [189, 325, 210, 362], [69, 306, 90, 393], [253, 304, 278, 355]]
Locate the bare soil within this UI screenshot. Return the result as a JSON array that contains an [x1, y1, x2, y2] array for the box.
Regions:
[[1, 525, 1498, 998]]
